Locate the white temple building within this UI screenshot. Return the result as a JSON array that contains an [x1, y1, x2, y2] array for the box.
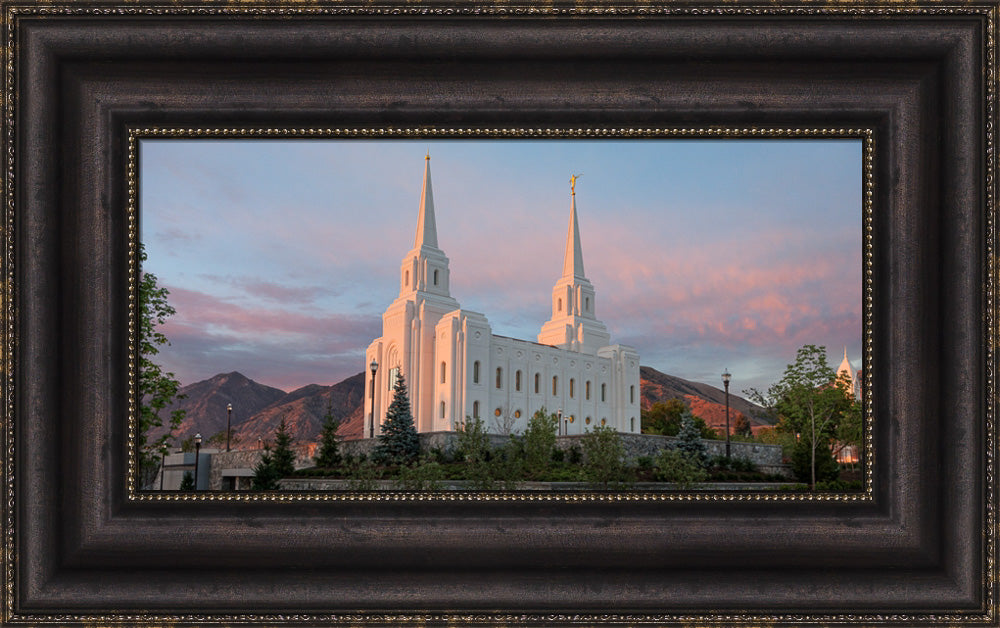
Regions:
[[363, 156, 641, 437]]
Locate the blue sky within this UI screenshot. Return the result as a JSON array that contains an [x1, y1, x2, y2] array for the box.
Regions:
[[140, 139, 862, 395]]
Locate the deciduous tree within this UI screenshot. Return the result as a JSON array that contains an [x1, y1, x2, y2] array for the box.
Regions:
[[748, 344, 854, 489], [138, 243, 186, 489]]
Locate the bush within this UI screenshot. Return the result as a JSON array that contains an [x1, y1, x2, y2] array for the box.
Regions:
[[345, 457, 383, 491], [814, 479, 863, 491], [523, 409, 558, 478], [455, 417, 490, 464], [567, 445, 583, 465], [179, 470, 195, 490], [636, 456, 655, 471], [551, 448, 565, 463], [489, 439, 525, 490], [790, 437, 840, 485], [654, 448, 708, 489], [581, 425, 632, 489], [393, 456, 446, 491]]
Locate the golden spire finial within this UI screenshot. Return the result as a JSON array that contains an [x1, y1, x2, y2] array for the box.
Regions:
[[570, 173, 582, 195], [425, 150, 430, 161]]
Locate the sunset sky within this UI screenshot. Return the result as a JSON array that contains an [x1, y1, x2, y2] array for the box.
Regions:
[[140, 139, 862, 396]]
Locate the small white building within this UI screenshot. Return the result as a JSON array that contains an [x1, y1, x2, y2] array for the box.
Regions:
[[364, 157, 641, 437]]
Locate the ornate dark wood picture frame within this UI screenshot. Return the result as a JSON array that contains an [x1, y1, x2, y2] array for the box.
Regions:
[[3, 1, 995, 624]]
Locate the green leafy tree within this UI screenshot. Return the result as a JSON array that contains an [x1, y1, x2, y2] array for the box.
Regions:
[[138, 243, 186, 488], [374, 374, 420, 465], [581, 425, 632, 489], [748, 344, 854, 489], [251, 444, 281, 490], [522, 409, 558, 478], [314, 404, 342, 468], [179, 470, 195, 490], [271, 418, 296, 477], [676, 409, 708, 468], [641, 399, 687, 435]]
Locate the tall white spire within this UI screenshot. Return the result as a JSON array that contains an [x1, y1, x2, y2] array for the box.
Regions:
[[538, 176, 610, 354], [562, 192, 585, 279], [413, 153, 438, 249]]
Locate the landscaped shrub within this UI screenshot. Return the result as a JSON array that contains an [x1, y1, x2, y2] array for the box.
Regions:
[[393, 456, 446, 491], [581, 425, 633, 489], [654, 448, 707, 489], [345, 457, 382, 491], [522, 409, 558, 478]]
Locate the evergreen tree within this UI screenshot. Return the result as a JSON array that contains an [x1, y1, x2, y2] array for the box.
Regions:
[[373, 373, 420, 465], [271, 418, 296, 477], [675, 409, 708, 468], [179, 470, 195, 490], [313, 404, 342, 468], [251, 444, 281, 490]]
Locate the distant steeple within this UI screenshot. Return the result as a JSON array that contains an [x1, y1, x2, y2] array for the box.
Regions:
[[413, 153, 438, 249], [836, 347, 858, 399]]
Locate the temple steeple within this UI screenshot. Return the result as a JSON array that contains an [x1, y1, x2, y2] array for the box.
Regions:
[[397, 154, 453, 300], [562, 188, 585, 279], [538, 177, 610, 354], [414, 153, 438, 250]]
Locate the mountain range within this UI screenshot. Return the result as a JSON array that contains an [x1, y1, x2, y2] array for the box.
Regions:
[[156, 366, 770, 447]]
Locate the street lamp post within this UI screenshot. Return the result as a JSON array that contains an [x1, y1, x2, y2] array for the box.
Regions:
[[225, 403, 233, 452], [722, 369, 731, 459], [557, 408, 563, 436], [193, 433, 202, 490], [369, 359, 379, 439]]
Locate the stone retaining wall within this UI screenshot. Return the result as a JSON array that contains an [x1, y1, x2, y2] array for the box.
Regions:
[[278, 478, 795, 491], [207, 447, 313, 490], [340, 431, 783, 468]]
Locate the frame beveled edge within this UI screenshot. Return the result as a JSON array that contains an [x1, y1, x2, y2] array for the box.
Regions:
[[126, 125, 875, 504], [3, 2, 995, 625]]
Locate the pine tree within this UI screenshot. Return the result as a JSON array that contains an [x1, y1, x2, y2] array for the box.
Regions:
[[271, 418, 296, 477], [179, 470, 195, 490], [373, 373, 420, 465], [314, 404, 342, 468], [251, 444, 281, 490], [675, 409, 708, 468]]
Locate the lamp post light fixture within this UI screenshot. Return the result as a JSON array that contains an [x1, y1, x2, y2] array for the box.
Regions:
[[722, 369, 732, 459], [192, 433, 203, 491], [225, 403, 233, 452], [369, 359, 379, 439], [557, 408, 563, 436]]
